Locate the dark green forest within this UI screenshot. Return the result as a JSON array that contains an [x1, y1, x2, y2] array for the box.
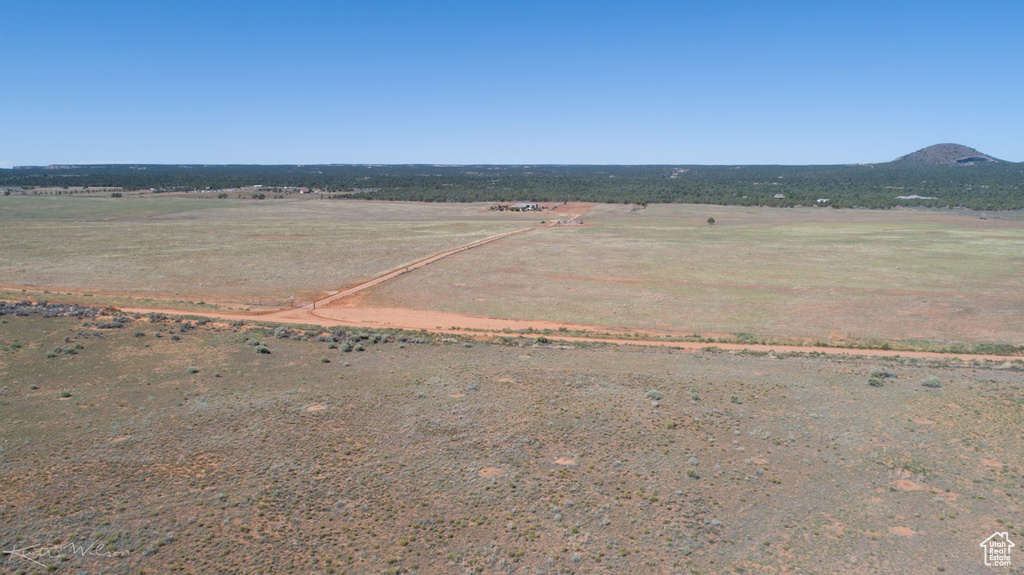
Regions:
[[2, 162, 1023, 209]]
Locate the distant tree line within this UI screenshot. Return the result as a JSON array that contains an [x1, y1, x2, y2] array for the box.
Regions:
[[2, 162, 1022, 210]]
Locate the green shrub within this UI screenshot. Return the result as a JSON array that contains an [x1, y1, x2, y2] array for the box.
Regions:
[[254, 345, 270, 354], [867, 377, 884, 387], [921, 376, 942, 388], [46, 345, 77, 358], [645, 390, 662, 400]]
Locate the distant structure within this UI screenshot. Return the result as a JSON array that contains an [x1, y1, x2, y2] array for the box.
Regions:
[[492, 203, 543, 212], [816, 198, 829, 203], [896, 195, 938, 200], [774, 194, 786, 199]]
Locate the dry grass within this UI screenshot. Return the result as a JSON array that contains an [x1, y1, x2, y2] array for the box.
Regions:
[[362, 203, 1024, 344], [0, 196, 527, 306], [1, 314, 1021, 573]]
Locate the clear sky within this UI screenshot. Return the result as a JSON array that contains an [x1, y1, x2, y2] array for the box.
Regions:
[[2, 0, 1022, 166]]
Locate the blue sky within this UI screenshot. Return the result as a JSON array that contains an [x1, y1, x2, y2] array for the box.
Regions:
[[2, 0, 1022, 165]]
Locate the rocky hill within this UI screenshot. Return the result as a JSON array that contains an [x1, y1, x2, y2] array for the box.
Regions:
[[894, 143, 1000, 165]]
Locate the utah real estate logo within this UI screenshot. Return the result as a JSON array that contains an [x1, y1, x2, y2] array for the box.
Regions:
[[980, 532, 1014, 567]]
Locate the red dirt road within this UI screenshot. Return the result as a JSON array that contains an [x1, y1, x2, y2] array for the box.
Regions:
[[117, 302, 1020, 363], [304, 202, 593, 308], [15, 199, 1021, 362]]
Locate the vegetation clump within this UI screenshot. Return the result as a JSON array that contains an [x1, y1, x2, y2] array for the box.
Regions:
[[46, 345, 78, 358]]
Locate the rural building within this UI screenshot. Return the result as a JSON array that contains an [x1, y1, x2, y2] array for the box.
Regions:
[[512, 203, 539, 210], [774, 194, 786, 199]]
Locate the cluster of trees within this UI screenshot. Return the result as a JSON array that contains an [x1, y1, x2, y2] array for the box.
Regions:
[[2, 162, 1022, 209]]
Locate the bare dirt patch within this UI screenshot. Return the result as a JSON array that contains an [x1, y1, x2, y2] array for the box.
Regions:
[[478, 467, 504, 478], [893, 479, 927, 491], [304, 403, 326, 412]]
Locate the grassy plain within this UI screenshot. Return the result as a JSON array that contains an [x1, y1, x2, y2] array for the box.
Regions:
[[1, 314, 1021, 573], [0, 196, 529, 307], [360, 204, 1024, 345]]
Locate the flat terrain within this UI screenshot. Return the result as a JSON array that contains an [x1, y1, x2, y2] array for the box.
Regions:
[[0, 197, 530, 307], [5, 197, 1023, 349], [1, 314, 1021, 573], [357, 204, 1024, 345]]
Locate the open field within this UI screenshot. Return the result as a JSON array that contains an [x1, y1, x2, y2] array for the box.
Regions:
[[1, 313, 1022, 573], [4, 196, 1023, 350], [356, 204, 1024, 345], [0, 196, 531, 307]]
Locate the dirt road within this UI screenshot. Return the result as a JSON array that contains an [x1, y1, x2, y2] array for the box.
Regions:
[[307, 202, 594, 308], [22, 199, 1024, 361], [117, 302, 1019, 362]]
